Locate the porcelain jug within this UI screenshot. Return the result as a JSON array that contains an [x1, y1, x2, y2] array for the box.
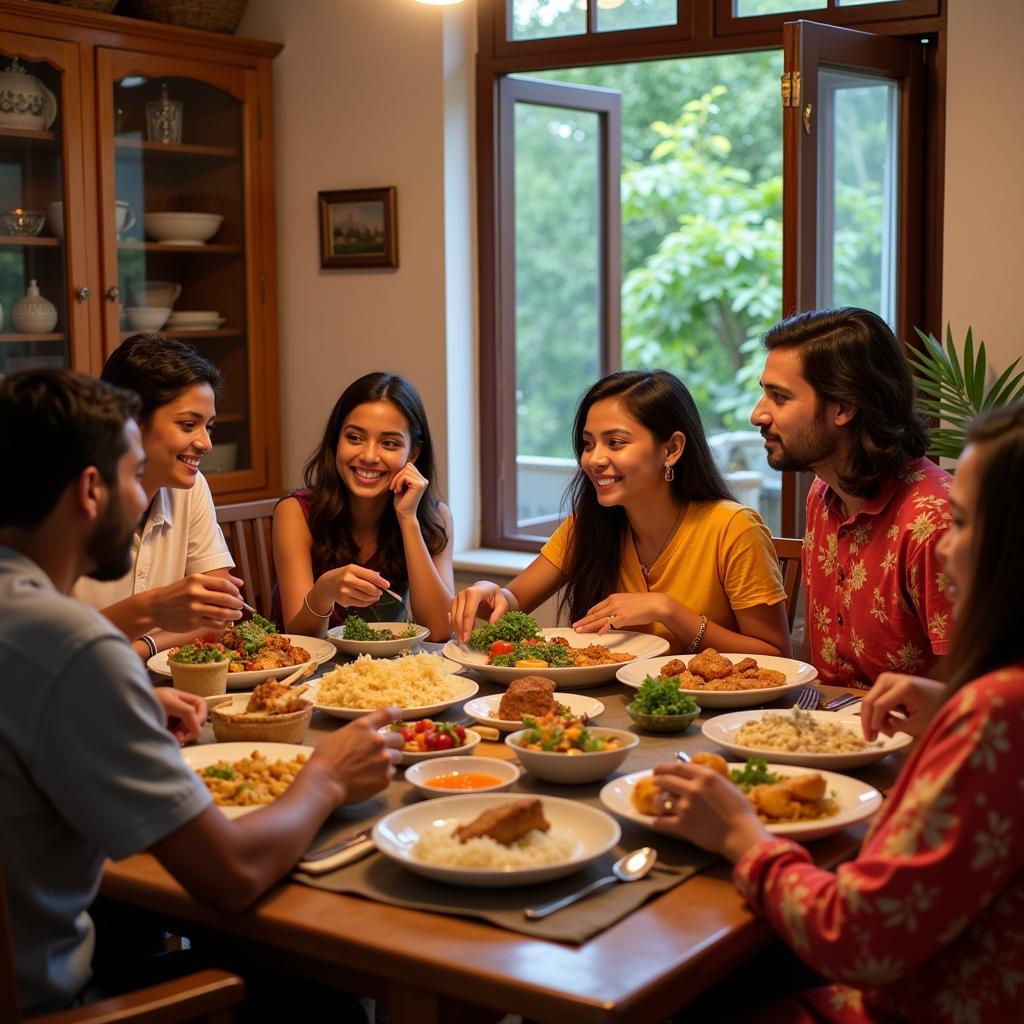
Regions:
[[0, 59, 58, 131]]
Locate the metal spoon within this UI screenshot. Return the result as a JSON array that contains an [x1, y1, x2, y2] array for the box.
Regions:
[[523, 847, 657, 920]]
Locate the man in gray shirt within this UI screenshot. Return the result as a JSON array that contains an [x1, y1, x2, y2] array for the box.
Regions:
[[0, 369, 401, 1015]]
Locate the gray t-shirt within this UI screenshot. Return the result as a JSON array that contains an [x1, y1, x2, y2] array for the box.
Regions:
[[0, 548, 212, 1014]]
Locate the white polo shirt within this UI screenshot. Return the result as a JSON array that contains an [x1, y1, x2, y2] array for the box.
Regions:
[[73, 472, 234, 612]]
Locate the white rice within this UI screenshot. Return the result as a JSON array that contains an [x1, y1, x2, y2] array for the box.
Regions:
[[315, 653, 459, 709], [414, 825, 579, 868], [735, 708, 879, 754]]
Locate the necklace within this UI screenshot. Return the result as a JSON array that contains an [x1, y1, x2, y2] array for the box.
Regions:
[[634, 504, 685, 585]]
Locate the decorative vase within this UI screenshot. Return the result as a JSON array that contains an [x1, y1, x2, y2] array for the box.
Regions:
[[11, 280, 58, 334], [0, 59, 58, 131], [146, 82, 183, 144]]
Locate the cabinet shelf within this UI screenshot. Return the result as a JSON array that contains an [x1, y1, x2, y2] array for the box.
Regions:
[[114, 137, 238, 160], [0, 332, 64, 343], [120, 328, 242, 340], [117, 241, 241, 253], [0, 126, 58, 145], [0, 235, 60, 247]]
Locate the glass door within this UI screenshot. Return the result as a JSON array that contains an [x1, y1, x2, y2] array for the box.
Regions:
[[0, 33, 93, 376], [96, 49, 267, 495]]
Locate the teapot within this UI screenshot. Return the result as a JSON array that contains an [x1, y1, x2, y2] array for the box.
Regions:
[[0, 59, 58, 131]]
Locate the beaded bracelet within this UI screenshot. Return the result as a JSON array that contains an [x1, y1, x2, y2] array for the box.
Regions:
[[685, 614, 708, 653], [140, 634, 158, 659], [303, 588, 333, 619]]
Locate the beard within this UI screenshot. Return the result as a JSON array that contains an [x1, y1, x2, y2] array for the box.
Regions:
[[762, 411, 838, 473], [83, 489, 138, 582]]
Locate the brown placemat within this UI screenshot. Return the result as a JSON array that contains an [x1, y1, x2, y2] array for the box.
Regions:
[[293, 838, 717, 944]]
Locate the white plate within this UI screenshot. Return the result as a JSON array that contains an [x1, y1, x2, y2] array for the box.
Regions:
[[183, 741, 313, 818], [443, 628, 669, 688], [372, 793, 621, 887], [148, 634, 335, 689], [702, 709, 914, 769], [616, 654, 816, 708], [600, 764, 883, 843], [378, 724, 482, 764], [171, 317, 226, 331], [328, 622, 431, 659], [462, 692, 605, 732], [308, 674, 479, 721]]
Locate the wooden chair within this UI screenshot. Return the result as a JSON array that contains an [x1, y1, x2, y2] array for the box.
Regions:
[[772, 536, 804, 631], [0, 859, 244, 1024], [215, 498, 279, 619]]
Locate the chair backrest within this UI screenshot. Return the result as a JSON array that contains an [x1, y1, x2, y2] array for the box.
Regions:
[[0, 859, 23, 1023], [771, 536, 804, 631], [216, 498, 279, 620]]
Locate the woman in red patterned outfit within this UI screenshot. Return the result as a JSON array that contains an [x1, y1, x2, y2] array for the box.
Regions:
[[653, 404, 1024, 1023]]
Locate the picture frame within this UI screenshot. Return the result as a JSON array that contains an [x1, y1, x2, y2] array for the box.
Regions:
[[318, 187, 398, 269]]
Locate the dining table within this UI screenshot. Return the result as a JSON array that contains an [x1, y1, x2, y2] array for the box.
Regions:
[[102, 648, 899, 1024]]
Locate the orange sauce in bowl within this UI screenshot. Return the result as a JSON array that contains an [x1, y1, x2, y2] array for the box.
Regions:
[[425, 772, 504, 791]]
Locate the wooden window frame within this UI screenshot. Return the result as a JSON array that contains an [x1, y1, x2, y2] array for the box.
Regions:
[[478, 0, 946, 550]]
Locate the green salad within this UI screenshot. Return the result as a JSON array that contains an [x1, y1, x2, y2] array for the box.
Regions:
[[233, 614, 278, 658], [468, 610, 542, 651], [168, 640, 231, 665], [342, 615, 420, 641], [630, 676, 699, 716], [490, 640, 574, 668]]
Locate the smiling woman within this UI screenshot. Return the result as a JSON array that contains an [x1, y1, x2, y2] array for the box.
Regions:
[[72, 334, 245, 659]]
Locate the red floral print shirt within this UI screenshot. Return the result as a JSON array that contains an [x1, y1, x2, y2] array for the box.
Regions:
[[803, 458, 954, 688], [734, 666, 1024, 1024]]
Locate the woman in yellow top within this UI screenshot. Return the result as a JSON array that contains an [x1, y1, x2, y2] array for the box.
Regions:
[[451, 370, 790, 656]]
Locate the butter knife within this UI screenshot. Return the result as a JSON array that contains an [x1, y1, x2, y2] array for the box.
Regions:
[[302, 828, 371, 863]]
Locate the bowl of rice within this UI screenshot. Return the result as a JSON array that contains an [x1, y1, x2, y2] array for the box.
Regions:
[[372, 793, 621, 886], [702, 707, 914, 769], [311, 653, 478, 720]]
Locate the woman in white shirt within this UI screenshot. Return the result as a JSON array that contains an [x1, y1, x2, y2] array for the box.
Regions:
[[73, 334, 244, 661]]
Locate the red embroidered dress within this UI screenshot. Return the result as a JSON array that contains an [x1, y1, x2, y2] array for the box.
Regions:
[[803, 458, 954, 688], [734, 666, 1024, 1024]]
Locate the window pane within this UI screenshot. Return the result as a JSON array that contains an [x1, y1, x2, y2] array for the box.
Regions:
[[735, 0, 826, 16], [514, 103, 601, 527], [816, 69, 898, 327], [510, 0, 585, 41], [596, 0, 678, 32], [837, 0, 903, 6]]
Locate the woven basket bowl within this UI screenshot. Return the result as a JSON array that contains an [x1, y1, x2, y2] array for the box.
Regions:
[[211, 700, 313, 744], [169, 658, 229, 697], [129, 0, 248, 34], [39, 0, 119, 12]]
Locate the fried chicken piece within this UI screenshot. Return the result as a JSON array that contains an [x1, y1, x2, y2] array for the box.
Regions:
[[750, 668, 786, 687], [674, 670, 708, 690], [687, 649, 735, 681], [455, 798, 550, 845], [748, 773, 829, 821], [692, 751, 729, 776], [498, 676, 557, 720], [631, 776, 667, 816], [246, 680, 307, 715], [782, 773, 827, 802], [568, 645, 635, 666], [733, 657, 758, 674], [659, 658, 689, 680]]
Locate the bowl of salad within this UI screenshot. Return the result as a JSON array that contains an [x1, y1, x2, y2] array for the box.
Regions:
[[379, 718, 482, 765], [167, 640, 232, 697], [328, 615, 430, 658], [625, 676, 702, 733], [506, 715, 638, 784]]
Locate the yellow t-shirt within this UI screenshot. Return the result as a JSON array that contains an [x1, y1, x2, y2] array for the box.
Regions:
[[540, 501, 786, 653]]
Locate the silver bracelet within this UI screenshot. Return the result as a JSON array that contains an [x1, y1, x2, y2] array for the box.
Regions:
[[303, 588, 333, 619], [140, 634, 158, 658], [685, 614, 708, 654]]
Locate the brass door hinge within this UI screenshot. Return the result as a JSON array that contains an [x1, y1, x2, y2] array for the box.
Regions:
[[781, 71, 801, 108]]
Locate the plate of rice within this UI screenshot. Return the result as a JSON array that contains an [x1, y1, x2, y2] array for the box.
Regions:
[[310, 652, 478, 720], [372, 792, 621, 887], [616, 652, 816, 708], [702, 708, 913, 769]]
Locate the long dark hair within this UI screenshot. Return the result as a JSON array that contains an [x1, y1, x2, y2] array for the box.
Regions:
[[763, 307, 929, 498], [944, 403, 1024, 692], [302, 372, 447, 586], [101, 333, 222, 426], [559, 369, 734, 622]]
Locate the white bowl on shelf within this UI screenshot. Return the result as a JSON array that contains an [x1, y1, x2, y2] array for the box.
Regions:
[[144, 211, 223, 245], [124, 306, 171, 331], [49, 200, 133, 241]]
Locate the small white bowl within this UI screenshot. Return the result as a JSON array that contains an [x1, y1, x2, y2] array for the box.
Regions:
[[379, 723, 481, 765], [405, 756, 520, 798], [124, 306, 171, 331], [144, 211, 223, 245], [328, 622, 430, 659], [506, 727, 639, 784]]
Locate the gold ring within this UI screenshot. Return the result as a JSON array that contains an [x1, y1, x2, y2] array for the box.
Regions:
[[608, 613, 616, 622], [662, 798, 675, 814]]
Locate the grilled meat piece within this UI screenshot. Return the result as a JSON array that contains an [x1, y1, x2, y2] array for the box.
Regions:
[[454, 798, 550, 845], [498, 676, 557, 720]]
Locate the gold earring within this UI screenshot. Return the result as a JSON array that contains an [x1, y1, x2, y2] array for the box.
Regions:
[[664, 461, 674, 482]]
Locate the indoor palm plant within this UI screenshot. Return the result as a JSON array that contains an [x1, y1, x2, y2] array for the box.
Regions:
[[908, 326, 1024, 460]]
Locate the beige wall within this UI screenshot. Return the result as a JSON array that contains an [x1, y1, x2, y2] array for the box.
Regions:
[[941, 0, 1024, 377]]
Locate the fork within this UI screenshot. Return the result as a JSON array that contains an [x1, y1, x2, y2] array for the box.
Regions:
[[793, 684, 823, 710]]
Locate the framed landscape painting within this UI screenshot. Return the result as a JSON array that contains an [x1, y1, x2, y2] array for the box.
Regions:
[[318, 187, 398, 269]]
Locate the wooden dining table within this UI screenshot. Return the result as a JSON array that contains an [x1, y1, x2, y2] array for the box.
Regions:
[[102, 657, 897, 1024]]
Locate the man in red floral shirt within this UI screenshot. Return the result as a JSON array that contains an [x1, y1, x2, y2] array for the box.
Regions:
[[750, 307, 953, 687]]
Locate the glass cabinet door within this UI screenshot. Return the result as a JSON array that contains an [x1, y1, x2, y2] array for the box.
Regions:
[[97, 50, 266, 495], [0, 33, 93, 376]]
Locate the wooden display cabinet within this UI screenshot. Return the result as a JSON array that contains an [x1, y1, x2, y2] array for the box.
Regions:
[[0, 0, 281, 500]]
